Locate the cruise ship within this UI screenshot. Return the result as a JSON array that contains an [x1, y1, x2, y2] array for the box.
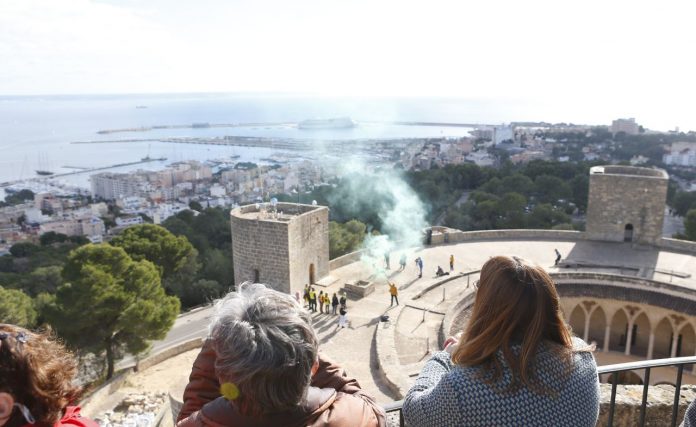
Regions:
[[298, 117, 356, 130]]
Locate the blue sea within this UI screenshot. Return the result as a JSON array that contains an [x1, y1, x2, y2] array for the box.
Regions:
[[0, 93, 520, 197]]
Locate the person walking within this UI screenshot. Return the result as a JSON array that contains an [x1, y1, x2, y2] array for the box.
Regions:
[[338, 306, 348, 328], [554, 248, 562, 266], [319, 291, 325, 314], [449, 254, 454, 272], [331, 293, 339, 315], [416, 257, 424, 278], [389, 282, 399, 306], [399, 254, 407, 271]]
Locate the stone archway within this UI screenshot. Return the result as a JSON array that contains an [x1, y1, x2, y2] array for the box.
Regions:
[[309, 263, 316, 285], [653, 318, 674, 359], [607, 370, 643, 385], [569, 305, 586, 339], [678, 323, 696, 358], [610, 309, 629, 353], [588, 306, 607, 349], [631, 312, 651, 357]]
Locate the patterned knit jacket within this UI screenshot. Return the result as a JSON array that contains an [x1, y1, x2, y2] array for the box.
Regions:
[[403, 338, 599, 427]]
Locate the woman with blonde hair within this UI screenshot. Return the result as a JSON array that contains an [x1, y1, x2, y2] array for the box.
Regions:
[[403, 256, 599, 426], [0, 324, 98, 427]]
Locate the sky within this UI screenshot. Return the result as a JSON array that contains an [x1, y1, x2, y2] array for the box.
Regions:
[[1, 0, 695, 130]]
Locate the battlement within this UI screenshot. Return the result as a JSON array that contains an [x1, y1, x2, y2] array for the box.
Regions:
[[232, 202, 327, 222], [590, 165, 668, 179]]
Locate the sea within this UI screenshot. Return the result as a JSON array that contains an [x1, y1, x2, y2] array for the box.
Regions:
[[0, 93, 514, 200]]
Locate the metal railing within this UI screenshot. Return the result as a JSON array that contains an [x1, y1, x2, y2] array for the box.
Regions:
[[382, 355, 696, 427]]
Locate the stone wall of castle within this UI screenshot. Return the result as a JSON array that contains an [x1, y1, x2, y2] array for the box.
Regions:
[[586, 166, 668, 245], [230, 203, 329, 294], [231, 211, 291, 293], [287, 206, 329, 294]]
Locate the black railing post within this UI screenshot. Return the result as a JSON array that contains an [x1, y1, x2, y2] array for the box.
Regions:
[[670, 364, 684, 427], [638, 367, 650, 426], [608, 372, 618, 427]]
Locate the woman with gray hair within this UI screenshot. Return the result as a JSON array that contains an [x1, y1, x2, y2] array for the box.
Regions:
[[176, 283, 385, 427]]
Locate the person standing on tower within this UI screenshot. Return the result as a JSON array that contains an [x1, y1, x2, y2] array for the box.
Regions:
[[554, 249, 562, 266]]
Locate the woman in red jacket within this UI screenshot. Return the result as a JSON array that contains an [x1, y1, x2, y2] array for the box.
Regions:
[[0, 324, 98, 427]]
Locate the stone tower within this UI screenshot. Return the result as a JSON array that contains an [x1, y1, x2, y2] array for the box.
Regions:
[[230, 202, 329, 294], [586, 165, 668, 245]]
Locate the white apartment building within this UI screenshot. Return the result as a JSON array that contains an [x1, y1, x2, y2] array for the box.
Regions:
[[91, 172, 144, 200], [611, 118, 640, 135], [663, 142, 696, 166]]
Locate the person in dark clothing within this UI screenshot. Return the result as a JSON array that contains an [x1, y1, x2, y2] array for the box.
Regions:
[[331, 293, 339, 315], [339, 294, 347, 310], [436, 266, 449, 277], [554, 249, 562, 266]]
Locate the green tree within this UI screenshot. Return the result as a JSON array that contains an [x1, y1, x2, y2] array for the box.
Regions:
[[685, 209, 696, 241], [40, 232, 69, 246], [328, 220, 366, 258], [0, 287, 37, 327], [9, 242, 41, 258], [534, 175, 572, 204], [21, 265, 63, 296], [46, 244, 180, 378], [111, 224, 197, 282]]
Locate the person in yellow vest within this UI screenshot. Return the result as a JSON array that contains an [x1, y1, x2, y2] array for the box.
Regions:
[[450, 254, 455, 272], [389, 282, 399, 306]]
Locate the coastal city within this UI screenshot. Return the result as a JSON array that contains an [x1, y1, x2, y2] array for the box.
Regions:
[[2, 117, 696, 254], [4, 1, 696, 426]]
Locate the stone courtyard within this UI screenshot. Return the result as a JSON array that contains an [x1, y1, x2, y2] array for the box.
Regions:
[[83, 234, 696, 427]]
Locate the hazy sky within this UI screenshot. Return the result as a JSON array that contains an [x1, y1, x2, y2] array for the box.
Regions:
[[1, 0, 695, 130]]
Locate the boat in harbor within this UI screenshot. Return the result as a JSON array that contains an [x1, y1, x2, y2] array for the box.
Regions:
[[298, 117, 356, 130], [36, 170, 54, 176], [141, 155, 167, 162]]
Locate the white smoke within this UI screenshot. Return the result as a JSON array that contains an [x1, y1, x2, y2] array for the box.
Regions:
[[333, 160, 428, 277]]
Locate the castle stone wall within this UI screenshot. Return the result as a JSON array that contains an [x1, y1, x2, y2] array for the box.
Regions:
[[586, 166, 668, 245], [230, 203, 329, 294], [287, 206, 329, 294]]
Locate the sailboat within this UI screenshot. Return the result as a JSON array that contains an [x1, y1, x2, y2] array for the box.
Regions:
[[141, 144, 167, 162], [36, 152, 54, 175]]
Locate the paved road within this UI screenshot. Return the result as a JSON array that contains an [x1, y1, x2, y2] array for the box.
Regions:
[[117, 305, 214, 370]]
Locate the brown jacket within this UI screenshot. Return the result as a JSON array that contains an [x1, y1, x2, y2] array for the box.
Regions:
[[176, 339, 385, 427]]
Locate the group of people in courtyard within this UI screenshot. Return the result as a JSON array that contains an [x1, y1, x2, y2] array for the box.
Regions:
[[303, 285, 348, 329], [6, 254, 696, 427]]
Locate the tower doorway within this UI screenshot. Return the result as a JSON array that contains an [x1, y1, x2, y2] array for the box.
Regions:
[[624, 224, 633, 242], [309, 264, 315, 285]]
